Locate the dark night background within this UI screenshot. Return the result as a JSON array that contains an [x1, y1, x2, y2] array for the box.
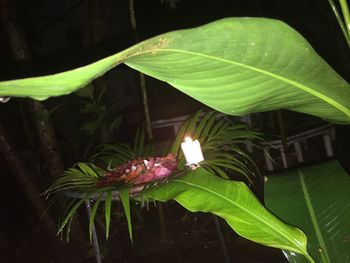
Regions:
[[0, 0, 349, 262]]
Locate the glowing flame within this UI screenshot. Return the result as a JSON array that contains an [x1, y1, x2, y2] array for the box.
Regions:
[[184, 136, 192, 142]]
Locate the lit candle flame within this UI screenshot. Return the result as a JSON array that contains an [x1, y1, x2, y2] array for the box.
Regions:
[[184, 136, 192, 142]]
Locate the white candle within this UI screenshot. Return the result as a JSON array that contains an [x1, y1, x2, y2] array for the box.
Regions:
[[181, 137, 204, 165]]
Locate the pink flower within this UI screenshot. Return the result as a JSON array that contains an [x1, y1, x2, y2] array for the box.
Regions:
[[133, 154, 178, 184], [96, 153, 177, 188]]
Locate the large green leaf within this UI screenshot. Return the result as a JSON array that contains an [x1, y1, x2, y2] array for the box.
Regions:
[[1, 18, 349, 123], [142, 168, 314, 262], [265, 160, 350, 263], [125, 18, 350, 124]]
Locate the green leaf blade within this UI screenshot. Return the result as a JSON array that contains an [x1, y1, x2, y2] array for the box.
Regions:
[[1, 18, 349, 124], [265, 160, 350, 263], [125, 18, 350, 123], [0, 54, 124, 100], [105, 190, 112, 240], [89, 195, 103, 243], [119, 187, 133, 242], [57, 197, 87, 235], [143, 168, 313, 261]]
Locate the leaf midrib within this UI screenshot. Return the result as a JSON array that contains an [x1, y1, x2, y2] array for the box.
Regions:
[[126, 48, 350, 118], [299, 171, 331, 263], [172, 177, 305, 253]]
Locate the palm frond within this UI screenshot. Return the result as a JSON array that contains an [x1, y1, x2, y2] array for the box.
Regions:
[[45, 110, 261, 243], [91, 126, 157, 167], [58, 196, 90, 236], [105, 190, 112, 240], [133, 127, 145, 158], [44, 163, 102, 198], [89, 143, 134, 167], [89, 194, 103, 243], [172, 110, 262, 181], [119, 186, 132, 242], [44, 162, 110, 241]]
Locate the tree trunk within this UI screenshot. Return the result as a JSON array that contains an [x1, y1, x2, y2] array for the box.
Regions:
[[0, 0, 83, 241], [0, 0, 58, 233], [30, 101, 65, 178], [0, 122, 56, 232], [0, 0, 64, 179]]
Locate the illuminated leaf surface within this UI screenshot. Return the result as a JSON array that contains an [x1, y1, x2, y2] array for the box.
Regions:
[[143, 168, 314, 262], [0, 18, 349, 123]]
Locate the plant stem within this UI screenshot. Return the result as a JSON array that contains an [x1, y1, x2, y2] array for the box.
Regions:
[[305, 254, 317, 263], [128, 0, 153, 140], [276, 111, 289, 166], [318, 0, 350, 71], [140, 73, 153, 140], [318, 247, 329, 263], [328, 0, 350, 47], [339, 0, 350, 38]]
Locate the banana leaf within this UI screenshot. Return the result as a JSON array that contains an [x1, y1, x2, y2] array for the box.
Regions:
[[0, 18, 349, 123], [143, 167, 315, 262], [264, 160, 350, 263]]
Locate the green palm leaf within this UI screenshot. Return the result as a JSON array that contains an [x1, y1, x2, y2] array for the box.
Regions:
[[90, 143, 134, 167], [44, 163, 100, 196], [119, 187, 132, 242], [58, 196, 90, 235], [133, 128, 145, 158], [170, 117, 191, 154], [89, 194, 103, 243], [105, 190, 112, 240]]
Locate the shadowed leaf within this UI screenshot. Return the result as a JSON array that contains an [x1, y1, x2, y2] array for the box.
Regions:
[[265, 160, 350, 263]]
